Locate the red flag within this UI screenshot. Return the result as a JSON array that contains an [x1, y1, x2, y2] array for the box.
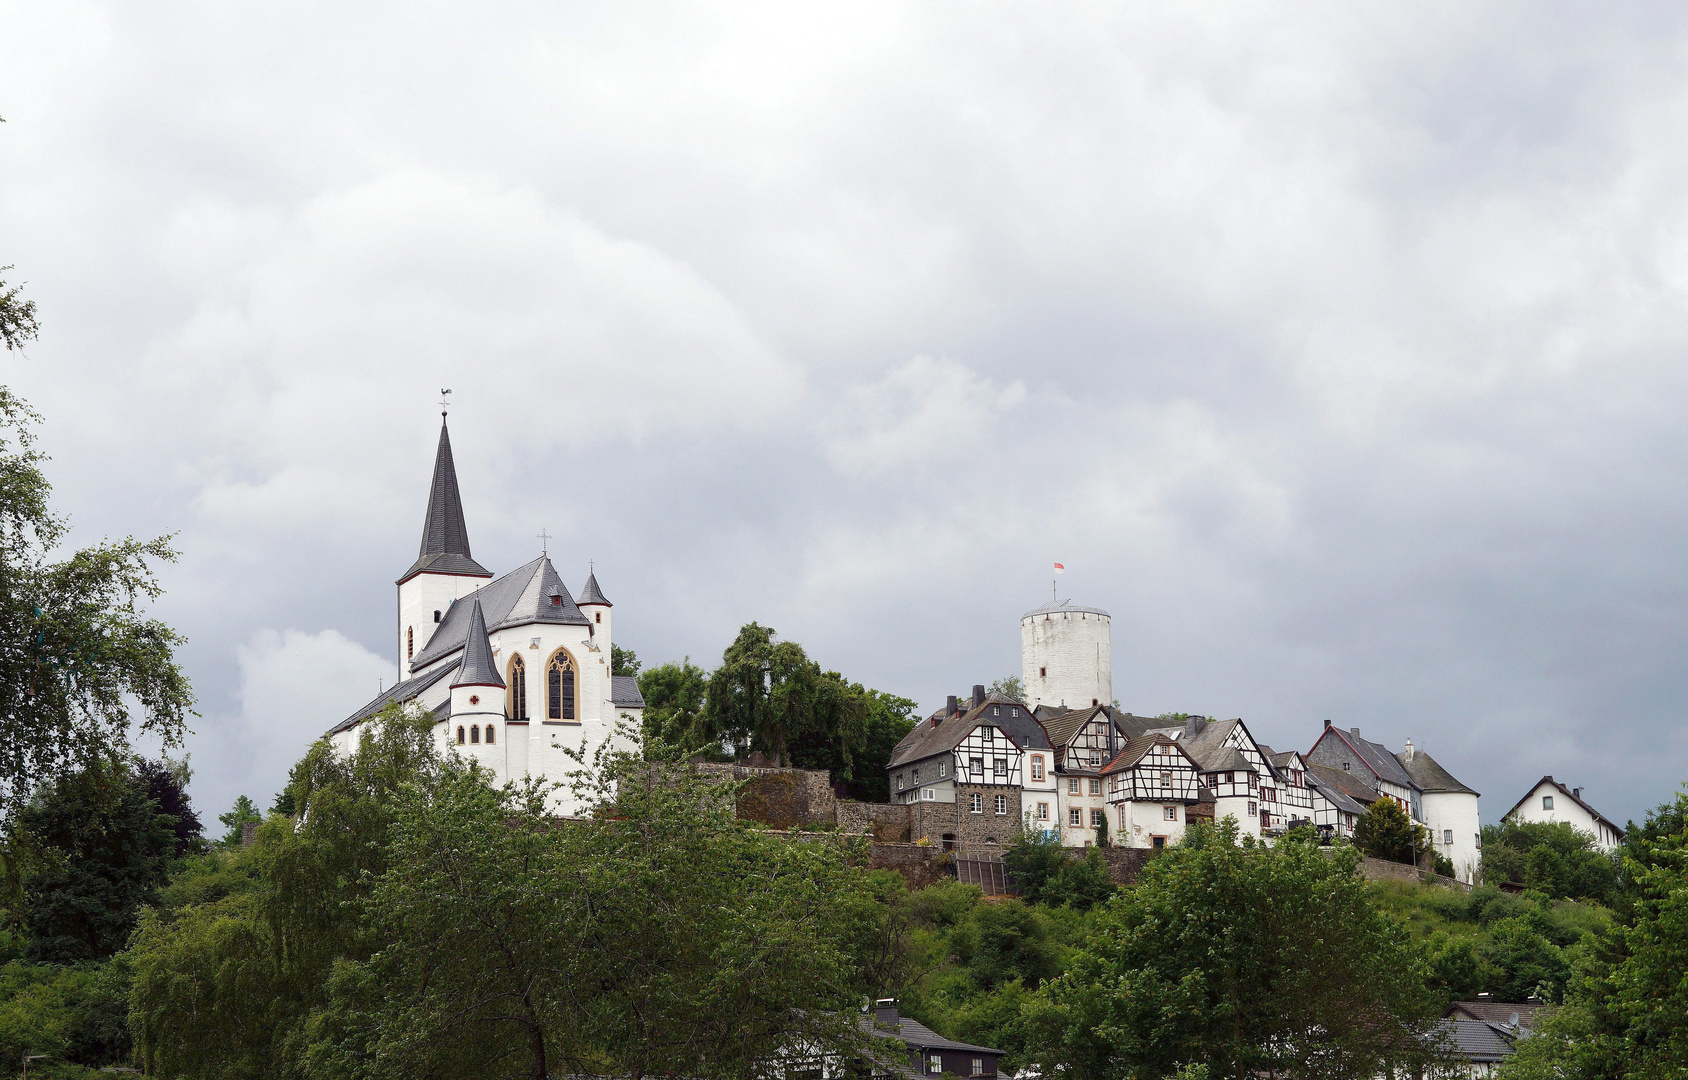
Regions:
[[1053, 563, 1065, 573]]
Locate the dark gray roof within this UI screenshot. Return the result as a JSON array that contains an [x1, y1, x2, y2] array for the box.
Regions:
[[1303, 762, 1370, 813], [452, 599, 504, 688], [1436, 1018, 1519, 1063], [1021, 600, 1110, 620], [860, 1013, 1003, 1056], [1330, 727, 1418, 791], [610, 675, 644, 708], [1307, 763, 1378, 811], [411, 556, 591, 671], [1151, 717, 1254, 774], [888, 692, 1045, 769], [1446, 1001, 1547, 1028], [329, 663, 455, 735], [400, 420, 491, 583], [578, 569, 611, 606], [1397, 746, 1479, 796]]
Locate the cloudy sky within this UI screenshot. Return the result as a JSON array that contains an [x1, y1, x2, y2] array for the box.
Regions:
[[5, 2, 1688, 827]]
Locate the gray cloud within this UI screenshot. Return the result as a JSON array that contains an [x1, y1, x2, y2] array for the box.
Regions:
[[5, 1, 1688, 828]]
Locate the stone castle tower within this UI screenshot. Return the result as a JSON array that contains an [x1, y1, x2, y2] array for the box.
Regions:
[[1020, 601, 1112, 710]]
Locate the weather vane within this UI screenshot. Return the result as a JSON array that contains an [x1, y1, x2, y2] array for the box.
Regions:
[[537, 527, 552, 555], [439, 388, 452, 417]]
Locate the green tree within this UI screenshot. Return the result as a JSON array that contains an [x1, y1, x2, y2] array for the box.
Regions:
[[635, 657, 710, 755], [1352, 797, 1428, 866], [217, 795, 261, 847], [0, 388, 194, 824], [989, 675, 1023, 701], [705, 623, 868, 772], [610, 643, 639, 677], [1480, 820, 1618, 904], [20, 758, 176, 962], [845, 690, 918, 802], [303, 757, 876, 1079], [1024, 820, 1444, 1080], [131, 704, 441, 1079], [0, 264, 39, 352], [1002, 830, 1072, 905], [1043, 847, 1116, 911], [136, 755, 203, 857]]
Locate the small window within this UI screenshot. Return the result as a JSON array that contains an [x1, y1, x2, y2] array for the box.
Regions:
[[1090, 809, 1105, 827], [1068, 778, 1081, 794], [433, 609, 441, 623], [939, 759, 947, 777], [485, 724, 495, 745], [1039, 666, 1047, 677], [1089, 750, 1101, 766], [928, 1054, 942, 1075], [994, 757, 1007, 777], [970, 794, 983, 814], [1031, 756, 1045, 781], [992, 705, 1000, 716], [923, 788, 934, 801], [970, 757, 983, 777], [1088, 778, 1101, 795], [973, 1058, 983, 1076], [1119, 805, 1128, 827], [1069, 808, 1082, 826], [1443, 829, 1453, 844], [1542, 795, 1554, 810], [1160, 771, 1172, 788], [1342, 761, 1351, 771], [913, 768, 920, 782], [1152, 835, 1167, 849], [1249, 772, 1258, 790], [456, 725, 465, 744], [1225, 771, 1234, 784], [896, 772, 904, 788], [1248, 800, 1257, 817], [1036, 801, 1049, 820], [1011, 707, 1019, 717], [470, 725, 480, 744], [981, 727, 994, 742], [595, 612, 601, 624], [407, 626, 414, 659], [1165, 805, 1177, 821], [994, 794, 1008, 815]]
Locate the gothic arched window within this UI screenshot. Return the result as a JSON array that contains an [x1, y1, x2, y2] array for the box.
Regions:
[[470, 725, 480, 744], [547, 650, 577, 721], [485, 724, 495, 745], [456, 726, 465, 745], [507, 654, 527, 719]]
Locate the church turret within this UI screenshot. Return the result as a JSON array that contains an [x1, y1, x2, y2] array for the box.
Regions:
[[397, 418, 493, 676], [449, 598, 506, 758], [578, 566, 612, 655]]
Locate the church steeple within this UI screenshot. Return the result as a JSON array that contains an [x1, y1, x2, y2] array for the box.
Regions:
[[399, 419, 492, 584], [451, 598, 504, 689]]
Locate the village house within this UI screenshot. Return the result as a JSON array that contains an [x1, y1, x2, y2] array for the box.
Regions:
[[1502, 777, 1625, 852]]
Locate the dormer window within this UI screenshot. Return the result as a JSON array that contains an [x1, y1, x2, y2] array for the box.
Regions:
[[550, 594, 562, 607], [433, 610, 441, 623]]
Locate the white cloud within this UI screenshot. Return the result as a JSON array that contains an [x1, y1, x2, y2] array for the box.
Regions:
[[825, 356, 1026, 475]]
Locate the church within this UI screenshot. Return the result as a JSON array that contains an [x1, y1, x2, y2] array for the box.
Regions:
[[327, 417, 644, 815]]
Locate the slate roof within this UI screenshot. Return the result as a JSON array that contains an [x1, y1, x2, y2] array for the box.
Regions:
[[1397, 747, 1479, 797], [410, 556, 591, 672], [1307, 763, 1379, 810], [1446, 1001, 1547, 1028], [610, 675, 644, 708], [1436, 1018, 1519, 1063], [578, 569, 611, 606], [1099, 734, 1192, 775], [328, 663, 455, 735], [887, 691, 1047, 769], [1327, 726, 1418, 791], [400, 420, 492, 583], [1502, 777, 1626, 841], [1303, 762, 1370, 813], [451, 599, 504, 688], [1150, 717, 1255, 775], [860, 1012, 1003, 1056], [1021, 600, 1110, 620]]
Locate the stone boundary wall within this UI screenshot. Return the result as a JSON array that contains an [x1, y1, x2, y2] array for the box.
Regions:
[[1360, 855, 1471, 892], [869, 844, 954, 891], [693, 763, 839, 830], [1097, 846, 1156, 885], [838, 801, 915, 842]]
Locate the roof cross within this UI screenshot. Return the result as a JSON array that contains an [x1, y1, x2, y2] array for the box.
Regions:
[[439, 388, 452, 417], [537, 527, 552, 555]]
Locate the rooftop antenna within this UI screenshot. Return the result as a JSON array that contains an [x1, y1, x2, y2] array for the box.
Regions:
[[439, 388, 452, 417], [537, 527, 552, 555]]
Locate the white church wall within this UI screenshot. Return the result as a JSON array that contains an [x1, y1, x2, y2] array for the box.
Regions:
[[398, 571, 484, 677], [1021, 606, 1112, 711]]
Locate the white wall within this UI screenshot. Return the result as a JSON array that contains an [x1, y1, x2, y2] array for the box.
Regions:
[[1508, 782, 1623, 852], [397, 571, 486, 677], [1021, 607, 1112, 710], [1422, 791, 1482, 883], [1116, 799, 1187, 848]]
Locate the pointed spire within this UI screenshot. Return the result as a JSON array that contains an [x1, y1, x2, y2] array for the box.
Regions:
[[578, 566, 611, 607], [400, 419, 491, 583], [451, 598, 504, 689]]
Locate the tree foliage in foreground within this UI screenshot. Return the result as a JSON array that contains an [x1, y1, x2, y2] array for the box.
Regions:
[[1024, 821, 1445, 1080], [129, 709, 878, 1080], [0, 388, 194, 824], [1480, 819, 1619, 905]]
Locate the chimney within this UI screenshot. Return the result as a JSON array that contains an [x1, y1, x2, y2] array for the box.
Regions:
[[873, 999, 899, 1028], [1403, 738, 1414, 761], [1350, 727, 1362, 738], [972, 684, 986, 709], [946, 695, 958, 720], [1573, 787, 1583, 799], [1324, 718, 1331, 729]]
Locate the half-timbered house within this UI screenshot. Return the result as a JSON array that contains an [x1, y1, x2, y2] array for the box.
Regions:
[[1306, 723, 1422, 823], [1260, 745, 1316, 831], [1307, 762, 1375, 838], [1148, 716, 1276, 837], [1100, 734, 1204, 848]]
